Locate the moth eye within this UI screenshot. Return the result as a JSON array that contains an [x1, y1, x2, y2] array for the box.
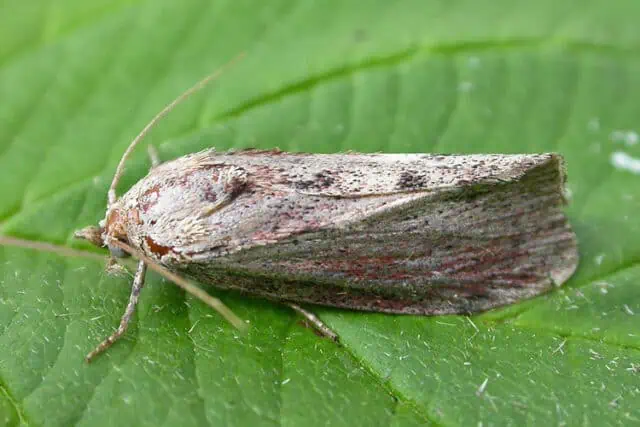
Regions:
[[108, 243, 130, 259]]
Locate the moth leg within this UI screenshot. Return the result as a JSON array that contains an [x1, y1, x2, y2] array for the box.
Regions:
[[288, 303, 339, 342], [85, 260, 147, 362], [147, 145, 161, 168]]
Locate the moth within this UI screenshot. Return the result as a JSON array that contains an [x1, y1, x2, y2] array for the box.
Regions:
[[2, 57, 579, 362]]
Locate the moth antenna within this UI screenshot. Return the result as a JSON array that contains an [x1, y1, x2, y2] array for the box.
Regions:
[[108, 239, 247, 331], [108, 52, 247, 206], [0, 235, 106, 262]]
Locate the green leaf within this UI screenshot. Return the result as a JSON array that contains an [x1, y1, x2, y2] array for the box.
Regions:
[[1, 0, 639, 425]]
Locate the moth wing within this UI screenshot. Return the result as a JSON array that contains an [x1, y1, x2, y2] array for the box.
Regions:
[[254, 152, 555, 197], [183, 152, 578, 315]]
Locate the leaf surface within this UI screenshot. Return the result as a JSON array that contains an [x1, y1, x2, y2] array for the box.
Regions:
[[1, 1, 639, 425]]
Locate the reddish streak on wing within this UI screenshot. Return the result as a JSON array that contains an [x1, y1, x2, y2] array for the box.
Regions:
[[105, 208, 127, 238], [106, 208, 120, 228], [140, 185, 160, 212], [436, 245, 526, 273], [308, 255, 400, 281], [145, 236, 174, 256]]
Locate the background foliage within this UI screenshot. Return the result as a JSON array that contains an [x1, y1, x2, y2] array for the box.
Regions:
[[1, 0, 639, 425]]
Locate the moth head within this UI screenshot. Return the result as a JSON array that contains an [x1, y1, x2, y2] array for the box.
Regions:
[[74, 207, 131, 259], [74, 225, 104, 247]]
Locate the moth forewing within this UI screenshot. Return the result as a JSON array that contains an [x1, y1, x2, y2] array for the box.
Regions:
[[111, 149, 577, 316]]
